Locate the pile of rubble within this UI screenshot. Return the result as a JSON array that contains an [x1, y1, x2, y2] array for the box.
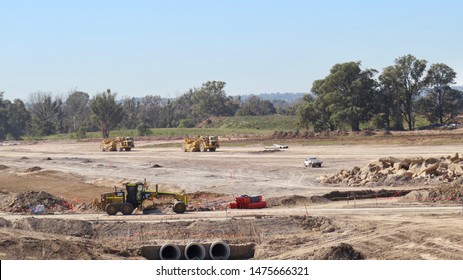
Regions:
[[319, 153, 463, 187], [2, 191, 71, 213]]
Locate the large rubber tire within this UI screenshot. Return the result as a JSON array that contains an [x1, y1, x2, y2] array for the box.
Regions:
[[125, 147, 131, 151], [121, 203, 134, 215], [173, 201, 186, 214], [199, 143, 206, 152], [209, 148, 216, 152], [105, 203, 119, 216]]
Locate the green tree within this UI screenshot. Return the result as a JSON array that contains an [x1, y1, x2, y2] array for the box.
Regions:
[[139, 95, 163, 128], [0, 91, 6, 140], [378, 66, 403, 130], [175, 81, 238, 123], [5, 99, 30, 139], [90, 89, 125, 138], [394, 54, 427, 130], [424, 63, 458, 124], [28, 92, 63, 136], [417, 88, 463, 124], [306, 62, 378, 131], [297, 83, 337, 131], [63, 90, 90, 133], [235, 95, 276, 116], [120, 97, 140, 129]]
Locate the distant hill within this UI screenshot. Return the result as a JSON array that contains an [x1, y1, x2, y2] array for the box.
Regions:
[[240, 92, 306, 104]]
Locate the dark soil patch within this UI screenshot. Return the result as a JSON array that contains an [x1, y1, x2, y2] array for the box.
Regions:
[[25, 166, 42, 172], [290, 216, 337, 232], [316, 243, 365, 260], [322, 189, 411, 201]]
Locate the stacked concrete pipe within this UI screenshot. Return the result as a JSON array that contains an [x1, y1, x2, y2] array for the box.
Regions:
[[141, 241, 254, 260]]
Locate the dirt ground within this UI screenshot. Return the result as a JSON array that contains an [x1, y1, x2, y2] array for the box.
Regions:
[[1, 137, 463, 259]]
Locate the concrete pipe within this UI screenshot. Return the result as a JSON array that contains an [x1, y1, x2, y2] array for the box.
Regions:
[[209, 241, 230, 260], [184, 242, 206, 260], [159, 244, 181, 260]]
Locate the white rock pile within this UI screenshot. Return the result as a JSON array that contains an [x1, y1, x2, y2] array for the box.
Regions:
[[319, 153, 463, 187]]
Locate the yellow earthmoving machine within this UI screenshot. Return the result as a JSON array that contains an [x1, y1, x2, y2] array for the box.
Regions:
[[182, 135, 219, 152], [100, 137, 134, 151], [97, 181, 188, 215]]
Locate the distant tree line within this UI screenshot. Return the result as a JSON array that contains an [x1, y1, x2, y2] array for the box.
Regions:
[[0, 81, 295, 140], [298, 54, 463, 132], [1, 54, 462, 140]]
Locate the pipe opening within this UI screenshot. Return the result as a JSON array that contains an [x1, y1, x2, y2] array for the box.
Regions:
[[159, 244, 181, 260], [185, 243, 206, 260], [209, 241, 230, 260]]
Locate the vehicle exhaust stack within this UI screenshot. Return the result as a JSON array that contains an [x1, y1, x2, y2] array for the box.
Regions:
[[184, 242, 206, 260], [159, 244, 181, 260], [209, 241, 230, 260]]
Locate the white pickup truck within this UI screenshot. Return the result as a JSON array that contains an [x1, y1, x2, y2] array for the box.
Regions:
[[304, 157, 323, 168]]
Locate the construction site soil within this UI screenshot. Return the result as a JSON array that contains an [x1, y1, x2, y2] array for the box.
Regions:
[[1, 132, 463, 260]]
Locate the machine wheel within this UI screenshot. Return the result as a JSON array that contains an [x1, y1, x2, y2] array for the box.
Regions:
[[209, 148, 216, 152], [173, 201, 186, 214], [121, 203, 134, 215], [105, 203, 119, 216], [199, 143, 206, 152], [125, 147, 131, 151]]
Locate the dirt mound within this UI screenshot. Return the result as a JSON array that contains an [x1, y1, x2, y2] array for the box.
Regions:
[[26, 166, 42, 172], [272, 130, 351, 139], [12, 217, 94, 237], [316, 243, 365, 260], [319, 153, 463, 187], [0, 164, 9, 170], [400, 190, 430, 202], [149, 164, 162, 168], [267, 195, 310, 206], [361, 129, 376, 136], [291, 216, 337, 233], [323, 189, 411, 201], [428, 184, 463, 202], [0, 218, 12, 227], [308, 195, 331, 203], [0, 228, 135, 260], [2, 191, 71, 213]]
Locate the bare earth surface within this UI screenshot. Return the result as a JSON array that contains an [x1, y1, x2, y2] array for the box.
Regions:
[[1, 138, 463, 259]]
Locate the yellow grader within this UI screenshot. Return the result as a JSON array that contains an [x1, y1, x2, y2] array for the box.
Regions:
[[96, 181, 188, 215], [100, 137, 134, 151], [182, 135, 219, 152]]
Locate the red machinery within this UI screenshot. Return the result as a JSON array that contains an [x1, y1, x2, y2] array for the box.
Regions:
[[229, 195, 267, 209]]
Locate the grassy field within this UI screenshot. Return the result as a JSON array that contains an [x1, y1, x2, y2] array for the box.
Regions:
[[27, 115, 300, 140], [22, 114, 462, 147]]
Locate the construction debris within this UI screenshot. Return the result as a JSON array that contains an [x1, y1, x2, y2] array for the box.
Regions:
[[2, 191, 71, 213]]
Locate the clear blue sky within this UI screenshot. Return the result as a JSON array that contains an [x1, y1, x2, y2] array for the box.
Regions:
[[1, 0, 462, 101]]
